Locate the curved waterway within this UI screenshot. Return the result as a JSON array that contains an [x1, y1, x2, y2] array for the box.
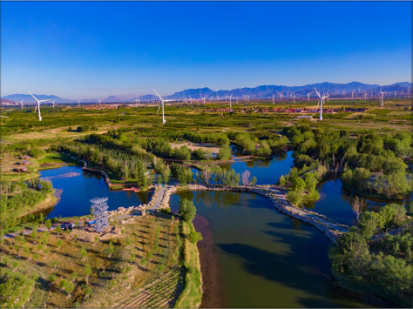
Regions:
[[304, 178, 403, 226], [170, 190, 372, 308], [38, 165, 152, 219]]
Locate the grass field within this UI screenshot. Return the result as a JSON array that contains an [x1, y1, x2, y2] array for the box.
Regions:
[[1, 213, 184, 308]]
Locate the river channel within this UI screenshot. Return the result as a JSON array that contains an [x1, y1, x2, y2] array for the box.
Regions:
[[170, 190, 372, 308]]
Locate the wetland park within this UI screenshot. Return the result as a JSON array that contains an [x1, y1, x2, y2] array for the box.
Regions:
[[1, 98, 412, 308]]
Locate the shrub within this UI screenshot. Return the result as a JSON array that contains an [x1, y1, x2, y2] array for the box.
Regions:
[[188, 230, 203, 243], [179, 199, 196, 223]]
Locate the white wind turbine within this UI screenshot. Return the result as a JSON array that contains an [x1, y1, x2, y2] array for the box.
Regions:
[[380, 89, 384, 107], [77, 99, 81, 108], [29, 92, 51, 121], [293, 94, 296, 103], [203, 97, 206, 104], [20, 100, 24, 109], [277, 92, 283, 100], [229, 94, 233, 109], [364, 91, 368, 100], [154, 89, 175, 124], [98, 99, 102, 108], [272, 94, 275, 104], [314, 88, 329, 121], [307, 92, 312, 101], [131, 98, 140, 107]]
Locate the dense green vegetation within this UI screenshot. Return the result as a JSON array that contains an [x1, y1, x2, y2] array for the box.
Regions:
[[329, 203, 413, 307], [282, 125, 412, 200], [0, 179, 54, 229]]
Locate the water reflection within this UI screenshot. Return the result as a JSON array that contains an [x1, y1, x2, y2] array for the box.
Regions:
[[38, 165, 152, 219], [170, 191, 371, 308], [304, 178, 400, 226], [192, 151, 293, 186]]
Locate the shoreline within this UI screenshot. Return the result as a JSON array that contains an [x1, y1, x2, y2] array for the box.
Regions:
[[17, 190, 59, 218], [192, 213, 226, 308]]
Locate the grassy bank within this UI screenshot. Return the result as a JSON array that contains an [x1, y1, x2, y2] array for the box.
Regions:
[[17, 190, 58, 218], [1, 214, 183, 308], [174, 221, 202, 308]]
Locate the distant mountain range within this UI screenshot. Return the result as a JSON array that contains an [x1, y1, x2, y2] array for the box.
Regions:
[[165, 82, 412, 100], [2, 81, 411, 104]]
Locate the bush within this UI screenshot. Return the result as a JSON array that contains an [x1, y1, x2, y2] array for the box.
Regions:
[[188, 230, 203, 243], [28, 146, 45, 158], [179, 198, 196, 223], [287, 190, 303, 207]]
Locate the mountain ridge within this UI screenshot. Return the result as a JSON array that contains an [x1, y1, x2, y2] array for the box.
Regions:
[[2, 81, 411, 103]]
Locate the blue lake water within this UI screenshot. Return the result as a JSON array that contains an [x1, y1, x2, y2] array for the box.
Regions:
[[191, 151, 294, 185], [39, 165, 152, 219], [304, 178, 399, 226]]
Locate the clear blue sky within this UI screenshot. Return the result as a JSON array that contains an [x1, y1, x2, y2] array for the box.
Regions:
[[1, 1, 411, 99]]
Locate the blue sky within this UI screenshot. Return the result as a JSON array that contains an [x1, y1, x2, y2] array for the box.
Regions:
[[1, 1, 411, 99]]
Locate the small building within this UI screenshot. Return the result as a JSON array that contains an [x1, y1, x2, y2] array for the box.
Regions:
[[20, 160, 30, 165], [21, 155, 31, 160], [14, 167, 28, 173], [297, 115, 314, 121]]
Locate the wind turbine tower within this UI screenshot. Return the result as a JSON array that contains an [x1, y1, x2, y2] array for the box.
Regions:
[[154, 89, 175, 125], [229, 94, 233, 109], [77, 100, 81, 108], [20, 100, 24, 109], [314, 88, 329, 121], [364, 91, 368, 100], [272, 94, 275, 104], [29, 92, 51, 121], [380, 89, 384, 107], [277, 92, 283, 100]]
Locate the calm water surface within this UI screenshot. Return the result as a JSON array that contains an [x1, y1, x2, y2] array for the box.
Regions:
[[304, 178, 401, 226], [192, 151, 293, 185], [170, 191, 371, 308], [39, 165, 152, 219]]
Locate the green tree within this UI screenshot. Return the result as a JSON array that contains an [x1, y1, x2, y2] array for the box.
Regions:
[[188, 230, 203, 243], [217, 145, 232, 160], [304, 173, 318, 192], [70, 272, 78, 282], [45, 219, 52, 230], [80, 246, 88, 261], [278, 175, 286, 186], [84, 266, 92, 285], [291, 177, 306, 192], [179, 199, 196, 223], [358, 211, 379, 239]]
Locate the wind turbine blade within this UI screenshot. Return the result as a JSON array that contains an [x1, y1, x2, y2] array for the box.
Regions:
[[314, 88, 321, 98], [28, 92, 39, 102], [153, 89, 163, 101], [156, 102, 162, 114]]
